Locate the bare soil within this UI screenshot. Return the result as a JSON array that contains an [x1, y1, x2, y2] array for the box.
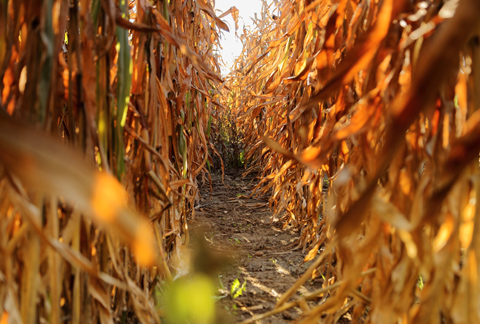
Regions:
[[189, 169, 324, 323]]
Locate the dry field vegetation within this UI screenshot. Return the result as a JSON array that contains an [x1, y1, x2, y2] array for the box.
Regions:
[[1, 0, 480, 323]]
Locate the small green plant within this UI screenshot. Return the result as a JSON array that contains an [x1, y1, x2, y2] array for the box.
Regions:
[[417, 275, 424, 290], [218, 275, 226, 291], [230, 278, 247, 298], [239, 150, 245, 165], [323, 178, 329, 187]]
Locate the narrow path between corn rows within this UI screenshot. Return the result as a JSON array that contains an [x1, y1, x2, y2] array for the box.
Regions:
[[189, 169, 337, 323]]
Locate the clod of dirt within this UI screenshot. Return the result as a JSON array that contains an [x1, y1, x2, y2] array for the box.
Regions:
[[282, 312, 294, 320]]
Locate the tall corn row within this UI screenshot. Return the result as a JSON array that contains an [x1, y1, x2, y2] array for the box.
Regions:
[[0, 0, 226, 323], [227, 0, 480, 322]]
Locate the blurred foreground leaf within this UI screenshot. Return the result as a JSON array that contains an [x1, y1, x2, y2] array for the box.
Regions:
[[0, 116, 155, 266], [162, 274, 215, 324]]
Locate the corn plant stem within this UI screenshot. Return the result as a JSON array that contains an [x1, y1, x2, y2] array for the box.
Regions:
[[124, 125, 170, 172]]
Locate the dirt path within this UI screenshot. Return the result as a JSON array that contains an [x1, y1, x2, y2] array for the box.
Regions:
[[189, 169, 324, 323]]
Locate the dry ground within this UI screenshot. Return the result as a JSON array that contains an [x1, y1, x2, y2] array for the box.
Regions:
[[189, 169, 348, 323]]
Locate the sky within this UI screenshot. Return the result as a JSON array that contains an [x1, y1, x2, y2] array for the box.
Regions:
[[214, 0, 265, 74]]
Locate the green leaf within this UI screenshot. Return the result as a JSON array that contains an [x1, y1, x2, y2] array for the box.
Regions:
[[230, 278, 246, 298], [115, 0, 132, 180]]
